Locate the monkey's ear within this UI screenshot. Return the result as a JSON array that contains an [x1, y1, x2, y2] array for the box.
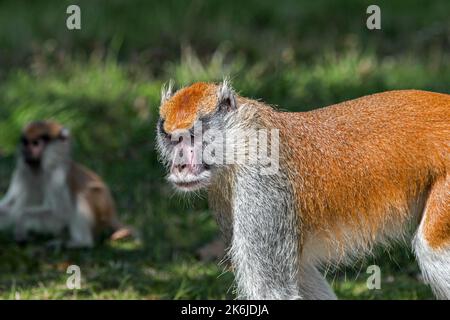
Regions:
[[217, 79, 237, 112], [161, 79, 175, 105], [59, 127, 70, 140]]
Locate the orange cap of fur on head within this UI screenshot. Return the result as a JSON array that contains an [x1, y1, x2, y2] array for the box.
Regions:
[[22, 120, 66, 141], [160, 82, 219, 133]]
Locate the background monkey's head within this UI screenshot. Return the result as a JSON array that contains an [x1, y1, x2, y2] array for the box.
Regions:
[[20, 120, 70, 169], [157, 81, 238, 192]]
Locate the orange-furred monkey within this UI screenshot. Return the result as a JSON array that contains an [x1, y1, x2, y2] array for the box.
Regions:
[[156, 80, 449, 300], [0, 121, 133, 248]]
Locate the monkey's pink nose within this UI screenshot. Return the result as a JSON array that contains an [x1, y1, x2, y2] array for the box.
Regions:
[[171, 162, 205, 177], [173, 163, 189, 174]]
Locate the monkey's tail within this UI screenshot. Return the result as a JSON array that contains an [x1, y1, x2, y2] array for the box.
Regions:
[[109, 218, 140, 242]]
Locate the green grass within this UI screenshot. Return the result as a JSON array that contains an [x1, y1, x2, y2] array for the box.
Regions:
[[0, 237, 234, 299], [0, 232, 434, 299], [0, 0, 448, 299]]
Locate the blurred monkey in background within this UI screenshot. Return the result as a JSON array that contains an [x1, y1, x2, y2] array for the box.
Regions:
[[0, 121, 133, 248]]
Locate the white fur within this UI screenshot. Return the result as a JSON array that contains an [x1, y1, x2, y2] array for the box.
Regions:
[[217, 79, 236, 110], [67, 195, 94, 248], [161, 79, 174, 104], [413, 224, 450, 299]]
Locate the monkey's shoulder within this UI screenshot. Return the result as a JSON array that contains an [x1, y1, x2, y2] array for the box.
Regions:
[[68, 162, 108, 193]]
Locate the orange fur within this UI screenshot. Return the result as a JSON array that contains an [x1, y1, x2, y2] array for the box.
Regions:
[[160, 82, 217, 133], [422, 175, 450, 248], [23, 121, 64, 141], [266, 90, 449, 251]]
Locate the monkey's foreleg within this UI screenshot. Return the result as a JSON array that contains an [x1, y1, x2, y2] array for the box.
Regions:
[[229, 173, 301, 300], [0, 199, 12, 219], [0, 176, 19, 228], [14, 207, 58, 242], [0, 199, 12, 213]]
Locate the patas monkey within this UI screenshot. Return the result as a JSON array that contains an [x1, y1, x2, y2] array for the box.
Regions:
[[156, 81, 449, 300], [0, 121, 133, 248]]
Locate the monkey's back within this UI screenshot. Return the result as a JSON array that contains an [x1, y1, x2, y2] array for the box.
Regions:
[[269, 90, 449, 257]]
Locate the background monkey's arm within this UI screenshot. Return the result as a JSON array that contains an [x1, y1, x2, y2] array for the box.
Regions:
[[0, 170, 21, 214]]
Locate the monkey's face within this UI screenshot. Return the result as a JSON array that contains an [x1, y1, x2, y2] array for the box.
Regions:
[[157, 123, 212, 192], [20, 121, 69, 168], [157, 82, 237, 192], [21, 134, 49, 167]]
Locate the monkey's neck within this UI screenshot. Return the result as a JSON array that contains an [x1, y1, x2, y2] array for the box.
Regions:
[[27, 161, 42, 173], [208, 167, 236, 221]]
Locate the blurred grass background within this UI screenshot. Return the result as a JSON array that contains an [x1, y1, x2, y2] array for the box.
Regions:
[[0, 0, 448, 299]]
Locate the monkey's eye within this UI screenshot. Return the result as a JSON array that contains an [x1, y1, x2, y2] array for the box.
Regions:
[[158, 118, 171, 139], [40, 134, 50, 142]]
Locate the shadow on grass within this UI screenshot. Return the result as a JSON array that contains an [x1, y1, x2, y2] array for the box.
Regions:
[[0, 231, 436, 299], [328, 244, 435, 300], [0, 233, 234, 299]]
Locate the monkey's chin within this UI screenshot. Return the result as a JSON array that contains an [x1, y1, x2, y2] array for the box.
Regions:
[[168, 171, 211, 192]]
